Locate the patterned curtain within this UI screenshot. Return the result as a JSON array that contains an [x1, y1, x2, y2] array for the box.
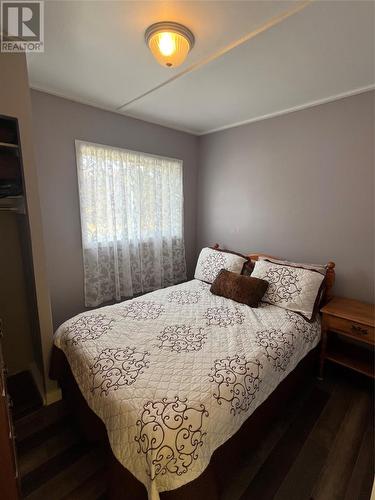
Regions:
[[75, 141, 187, 307]]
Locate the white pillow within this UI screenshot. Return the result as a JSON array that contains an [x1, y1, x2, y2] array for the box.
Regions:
[[251, 260, 325, 320], [258, 256, 327, 275], [194, 247, 247, 284]]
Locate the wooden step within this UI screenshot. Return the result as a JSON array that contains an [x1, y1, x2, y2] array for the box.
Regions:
[[23, 444, 106, 500], [21, 441, 90, 496], [18, 425, 81, 477], [17, 417, 74, 455], [15, 399, 69, 443], [7, 371, 43, 420]]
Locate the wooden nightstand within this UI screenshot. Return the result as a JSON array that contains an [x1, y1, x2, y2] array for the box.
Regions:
[[319, 297, 374, 379]]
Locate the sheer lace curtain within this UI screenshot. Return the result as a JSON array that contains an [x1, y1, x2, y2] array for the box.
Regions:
[[75, 140, 187, 307]]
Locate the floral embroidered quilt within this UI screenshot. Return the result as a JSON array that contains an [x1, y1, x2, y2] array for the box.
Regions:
[[54, 279, 320, 499]]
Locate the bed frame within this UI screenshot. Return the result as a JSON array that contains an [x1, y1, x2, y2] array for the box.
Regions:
[[50, 248, 336, 500]]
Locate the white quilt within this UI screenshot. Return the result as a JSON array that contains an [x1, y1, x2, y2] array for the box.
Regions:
[[54, 279, 320, 499]]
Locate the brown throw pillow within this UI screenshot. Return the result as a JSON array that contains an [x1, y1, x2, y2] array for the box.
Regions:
[[210, 269, 269, 308]]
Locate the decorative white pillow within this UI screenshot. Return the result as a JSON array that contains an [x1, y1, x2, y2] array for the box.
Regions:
[[258, 256, 327, 275], [251, 260, 325, 321], [194, 247, 247, 284]]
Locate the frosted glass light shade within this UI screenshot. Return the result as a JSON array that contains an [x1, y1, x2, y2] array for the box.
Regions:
[[145, 22, 194, 68]]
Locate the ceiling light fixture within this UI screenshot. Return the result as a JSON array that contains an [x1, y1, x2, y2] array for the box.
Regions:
[[145, 22, 195, 68]]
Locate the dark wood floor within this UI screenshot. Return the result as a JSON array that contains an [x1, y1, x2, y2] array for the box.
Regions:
[[227, 365, 374, 500], [15, 399, 107, 500], [14, 364, 373, 500]]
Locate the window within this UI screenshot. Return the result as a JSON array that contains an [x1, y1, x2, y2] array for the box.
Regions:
[[76, 140, 186, 307]]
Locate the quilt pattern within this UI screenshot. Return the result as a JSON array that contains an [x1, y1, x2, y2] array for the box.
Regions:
[[54, 279, 320, 499]]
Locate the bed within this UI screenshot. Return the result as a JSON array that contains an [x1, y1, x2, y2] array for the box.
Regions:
[[50, 252, 335, 500]]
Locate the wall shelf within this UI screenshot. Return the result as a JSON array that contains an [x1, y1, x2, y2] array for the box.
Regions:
[[0, 116, 23, 198], [0, 195, 25, 214]]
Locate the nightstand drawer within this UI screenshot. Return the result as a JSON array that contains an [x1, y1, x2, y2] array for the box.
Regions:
[[325, 315, 374, 343]]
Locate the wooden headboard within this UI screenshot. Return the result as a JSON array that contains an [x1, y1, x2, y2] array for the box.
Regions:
[[212, 244, 335, 306]]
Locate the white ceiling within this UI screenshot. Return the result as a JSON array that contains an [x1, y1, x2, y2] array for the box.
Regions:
[[27, 1, 375, 135]]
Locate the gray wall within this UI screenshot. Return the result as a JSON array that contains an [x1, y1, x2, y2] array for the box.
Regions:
[[32, 88, 374, 331], [197, 91, 375, 303], [31, 90, 199, 329]]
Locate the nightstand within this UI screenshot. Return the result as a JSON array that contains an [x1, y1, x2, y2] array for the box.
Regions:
[[319, 297, 374, 379]]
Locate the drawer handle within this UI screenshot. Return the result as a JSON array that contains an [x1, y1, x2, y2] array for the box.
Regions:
[[351, 324, 368, 335]]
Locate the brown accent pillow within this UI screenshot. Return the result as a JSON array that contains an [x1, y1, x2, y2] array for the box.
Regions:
[[210, 269, 269, 308]]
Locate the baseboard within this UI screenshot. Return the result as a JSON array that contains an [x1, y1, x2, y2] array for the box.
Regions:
[[45, 385, 62, 405], [28, 361, 46, 404], [28, 361, 63, 405]]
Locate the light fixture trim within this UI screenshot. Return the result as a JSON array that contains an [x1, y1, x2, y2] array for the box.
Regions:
[[145, 21, 195, 51]]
